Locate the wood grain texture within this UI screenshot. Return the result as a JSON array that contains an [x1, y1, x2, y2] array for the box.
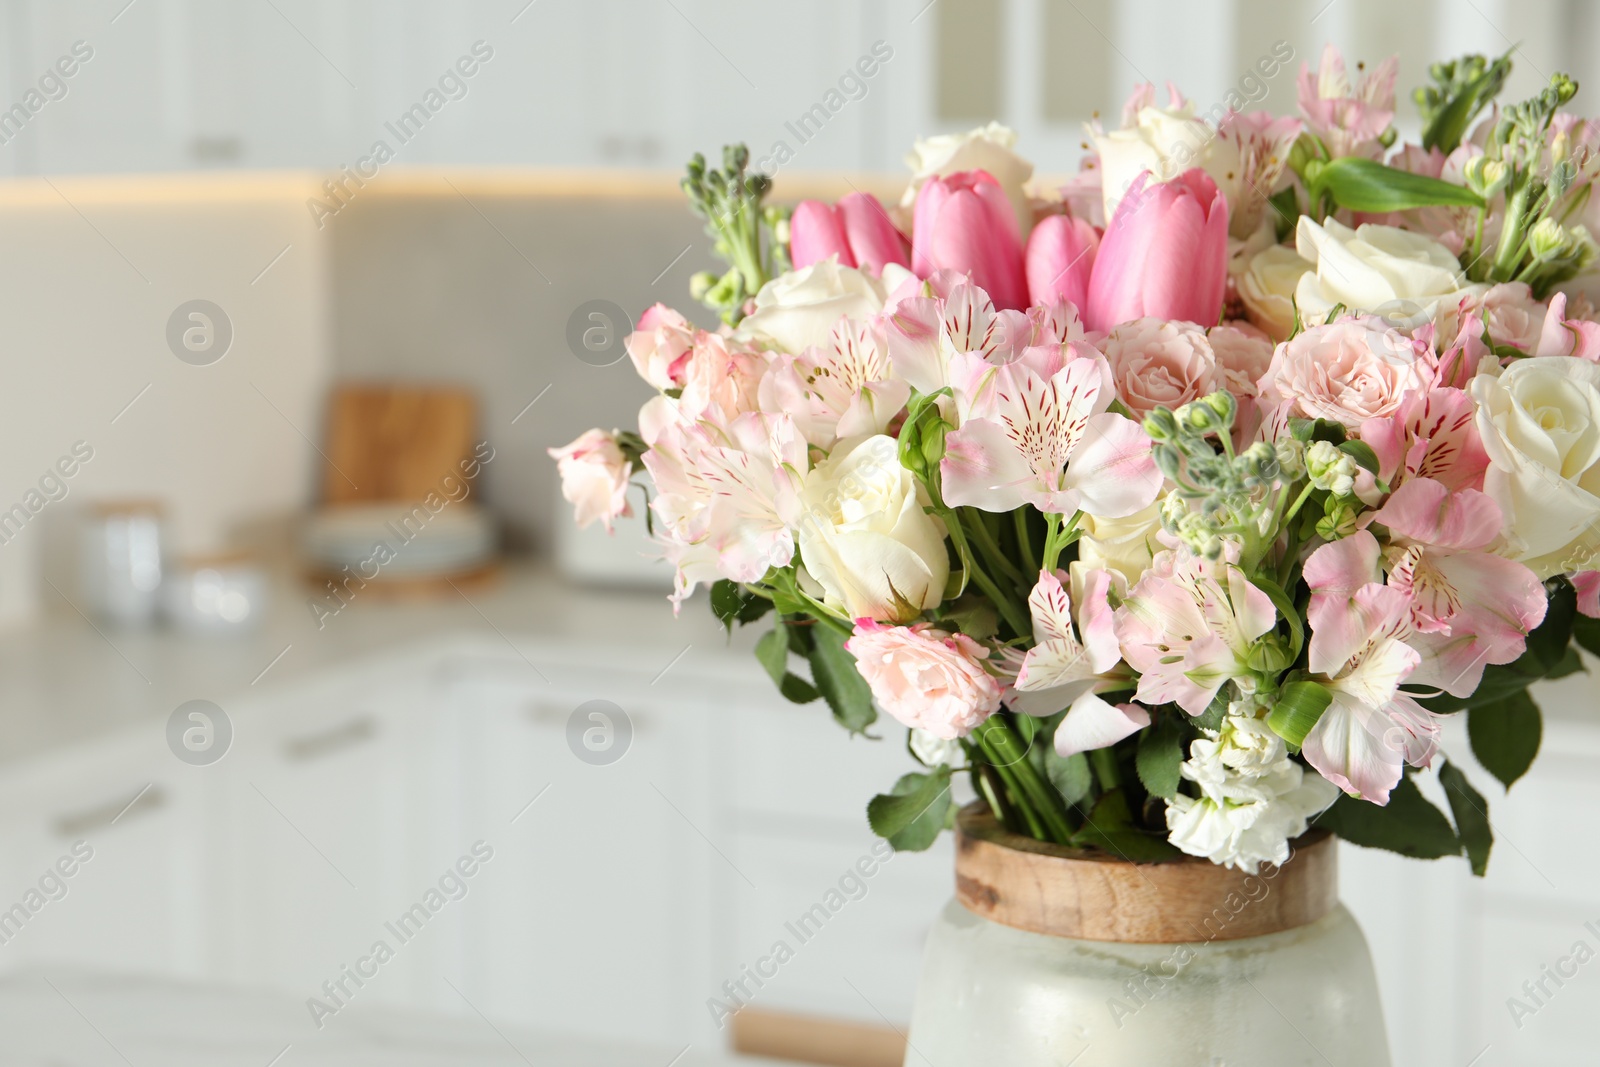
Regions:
[[730, 1007, 905, 1067], [320, 385, 477, 505], [954, 804, 1337, 944]]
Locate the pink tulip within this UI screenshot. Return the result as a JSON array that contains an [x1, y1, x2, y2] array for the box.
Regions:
[[789, 193, 910, 275], [789, 200, 856, 270], [912, 169, 1028, 311], [1025, 214, 1099, 312], [1084, 168, 1228, 332]]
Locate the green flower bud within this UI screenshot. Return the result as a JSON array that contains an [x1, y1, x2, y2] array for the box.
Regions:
[[1275, 439, 1307, 480], [689, 270, 718, 302], [1529, 217, 1571, 261], [1248, 633, 1293, 674], [1316, 498, 1359, 541], [1463, 156, 1510, 199], [1143, 408, 1179, 443], [1306, 440, 1359, 497]]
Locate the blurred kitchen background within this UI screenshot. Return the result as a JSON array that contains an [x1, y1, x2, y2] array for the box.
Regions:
[[0, 1, 1595, 1065]]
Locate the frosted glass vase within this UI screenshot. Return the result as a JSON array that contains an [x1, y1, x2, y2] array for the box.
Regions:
[[904, 806, 1390, 1067]]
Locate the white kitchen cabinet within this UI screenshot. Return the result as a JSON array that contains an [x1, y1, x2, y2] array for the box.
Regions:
[[441, 651, 721, 1048], [212, 660, 438, 1006], [0, 731, 210, 980]]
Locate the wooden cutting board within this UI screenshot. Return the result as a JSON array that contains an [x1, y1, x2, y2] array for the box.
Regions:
[[320, 384, 477, 504]]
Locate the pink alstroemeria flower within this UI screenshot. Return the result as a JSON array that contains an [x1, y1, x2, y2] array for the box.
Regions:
[[642, 412, 805, 609], [1301, 533, 1439, 804], [790, 192, 911, 276], [1535, 292, 1600, 360], [1373, 478, 1547, 697], [1359, 388, 1490, 493], [939, 344, 1162, 517], [757, 316, 911, 449], [1114, 548, 1277, 715], [1083, 168, 1229, 332], [1573, 571, 1600, 618], [912, 169, 1029, 311], [1297, 44, 1399, 160]]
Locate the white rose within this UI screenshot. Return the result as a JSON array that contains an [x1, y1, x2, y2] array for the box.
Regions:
[[900, 122, 1035, 238], [1472, 356, 1600, 577], [1091, 103, 1242, 224], [1294, 216, 1482, 330], [1069, 502, 1165, 588], [1238, 244, 1314, 342], [797, 435, 949, 622], [739, 259, 886, 355]]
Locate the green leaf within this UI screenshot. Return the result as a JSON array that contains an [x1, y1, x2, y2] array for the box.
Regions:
[[1439, 761, 1494, 876], [1268, 681, 1333, 748], [1421, 53, 1513, 153], [1468, 690, 1543, 789], [1337, 439, 1382, 476], [1545, 645, 1585, 680], [1288, 417, 1347, 446], [710, 579, 769, 631], [1572, 614, 1600, 658], [866, 767, 952, 851], [1311, 157, 1485, 214], [754, 628, 819, 704], [1314, 775, 1462, 859], [1044, 748, 1093, 807], [1135, 717, 1185, 800], [809, 622, 877, 735], [1523, 577, 1576, 673], [1069, 788, 1181, 862], [1253, 576, 1306, 663]]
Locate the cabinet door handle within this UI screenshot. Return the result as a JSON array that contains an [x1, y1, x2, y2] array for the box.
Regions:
[[53, 783, 166, 838], [282, 716, 377, 762]]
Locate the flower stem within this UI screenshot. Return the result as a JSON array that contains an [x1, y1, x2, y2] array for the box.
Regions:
[[1013, 509, 1039, 578], [972, 716, 1074, 845], [964, 511, 1026, 589]]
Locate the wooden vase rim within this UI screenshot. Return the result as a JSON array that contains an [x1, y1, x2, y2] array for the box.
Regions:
[[953, 803, 1338, 944]]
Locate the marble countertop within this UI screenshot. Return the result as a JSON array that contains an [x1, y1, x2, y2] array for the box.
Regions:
[[0, 561, 760, 770], [3, 968, 796, 1066]]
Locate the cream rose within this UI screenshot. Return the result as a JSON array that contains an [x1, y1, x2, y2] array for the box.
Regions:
[[1258, 317, 1427, 429], [1294, 216, 1481, 330], [740, 259, 886, 355], [1101, 318, 1220, 418], [1238, 244, 1314, 341], [1472, 356, 1600, 577], [1071, 502, 1164, 588], [901, 122, 1034, 238], [797, 435, 949, 622], [547, 429, 632, 532], [1092, 102, 1241, 225]]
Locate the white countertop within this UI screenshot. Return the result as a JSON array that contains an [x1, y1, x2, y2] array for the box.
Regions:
[[3, 968, 798, 1066], [0, 561, 760, 769]]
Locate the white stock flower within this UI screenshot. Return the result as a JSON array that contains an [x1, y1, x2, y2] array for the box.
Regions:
[[901, 122, 1035, 238], [1293, 216, 1482, 330], [910, 728, 962, 767], [797, 435, 949, 623], [739, 260, 887, 356], [1472, 356, 1600, 577], [1165, 707, 1340, 873]]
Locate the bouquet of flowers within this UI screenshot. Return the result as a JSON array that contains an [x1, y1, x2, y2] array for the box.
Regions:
[[551, 45, 1600, 874]]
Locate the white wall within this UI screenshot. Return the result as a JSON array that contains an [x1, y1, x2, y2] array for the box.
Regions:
[[0, 173, 329, 625]]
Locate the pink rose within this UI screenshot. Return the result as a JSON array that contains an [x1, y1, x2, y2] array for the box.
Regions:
[[845, 621, 1003, 739], [1257, 317, 1428, 429], [626, 304, 698, 391], [1206, 322, 1275, 399], [1100, 318, 1220, 418], [1471, 283, 1548, 353], [548, 429, 632, 532]]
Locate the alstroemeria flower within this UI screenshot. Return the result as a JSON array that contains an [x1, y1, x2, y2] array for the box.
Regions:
[[757, 317, 911, 449], [642, 412, 805, 608], [1359, 388, 1490, 493], [1296, 43, 1398, 160], [1114, 548, 1277, 715], [1302, 534, 1441, 803], [1373, 479, 1547, 697], [1535, 292, 1600, 360], [939, 344, 1161, 516], [883, 276, 1082, 395]]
